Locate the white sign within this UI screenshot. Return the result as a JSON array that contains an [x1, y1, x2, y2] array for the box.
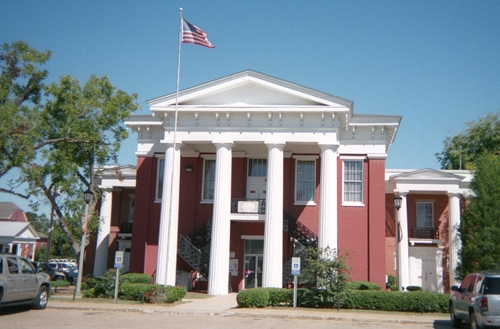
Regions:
[[114, 251, 124, 269], [291, 257, 301, 276]]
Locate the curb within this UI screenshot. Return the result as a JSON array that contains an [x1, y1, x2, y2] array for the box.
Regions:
[[47, 300, 450, 325]]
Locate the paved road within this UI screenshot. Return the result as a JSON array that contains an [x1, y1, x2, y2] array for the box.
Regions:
[[0, 307, 456, 329]]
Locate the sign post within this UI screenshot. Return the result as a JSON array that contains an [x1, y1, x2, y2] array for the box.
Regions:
[[114, 251, 124, 303], [291, 257, 301, 309]]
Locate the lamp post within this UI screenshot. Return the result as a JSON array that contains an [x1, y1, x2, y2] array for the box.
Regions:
[[393, 193, 403, 291], [74, 188, 93, 299]]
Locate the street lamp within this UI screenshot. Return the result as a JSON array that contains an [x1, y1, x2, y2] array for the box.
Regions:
[[74, 188, 93, 300], [84, 188, 93, 204], [393, 193, 402, 211]]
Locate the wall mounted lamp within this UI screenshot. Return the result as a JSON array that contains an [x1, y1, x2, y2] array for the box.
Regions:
[[185, 165, 193, 172]]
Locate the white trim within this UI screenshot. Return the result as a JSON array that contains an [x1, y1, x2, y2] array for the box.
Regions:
[[293, 155, 319, 160], [241, 235, 264, 240], [342, 159, 364, 206], [339, 155, 367, 160]]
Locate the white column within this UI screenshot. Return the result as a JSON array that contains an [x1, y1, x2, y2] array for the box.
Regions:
[[208, 142, 233, 295], [396, 191, 410, 291], [263, 143, 284, 288], [93, 189, 112, 277], [156, 143, 181, 286], [31, 243, 36, 261], [318, 145, 338, 252], [448, 192, 462, 287]]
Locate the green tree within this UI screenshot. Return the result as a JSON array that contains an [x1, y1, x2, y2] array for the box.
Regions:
[[26, 211, 50, 235], [436, 111, 500, 170], [0, 41, 139, 256], [456, 154, 500, 279], [299, 247, 351, 308]]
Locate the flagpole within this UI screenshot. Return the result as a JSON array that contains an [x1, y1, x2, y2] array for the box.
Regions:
[[163, 8, 183, 286]]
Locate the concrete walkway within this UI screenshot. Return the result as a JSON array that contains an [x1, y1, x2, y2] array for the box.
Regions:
[[48, 289, 451, 326]]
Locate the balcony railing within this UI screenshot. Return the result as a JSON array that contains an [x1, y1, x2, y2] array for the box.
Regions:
[[231, 198, 266, 214], [411, 227, 439, 239], [119, 222, 133, 234]]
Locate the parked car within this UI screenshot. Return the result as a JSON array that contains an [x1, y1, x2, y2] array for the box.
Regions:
[[0, 254, 51, 309], [49, 262, 78, 284], [32, 261, 66, 281], [450, 271, 500, 328]]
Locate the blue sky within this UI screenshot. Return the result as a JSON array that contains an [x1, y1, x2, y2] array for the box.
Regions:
[[2, 1, 499, 209]]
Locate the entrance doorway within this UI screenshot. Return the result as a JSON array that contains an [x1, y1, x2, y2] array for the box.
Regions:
[[244, 239, 264, 289]]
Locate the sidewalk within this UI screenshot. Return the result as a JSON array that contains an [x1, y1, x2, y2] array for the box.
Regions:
[[48, 287, 450, 325]]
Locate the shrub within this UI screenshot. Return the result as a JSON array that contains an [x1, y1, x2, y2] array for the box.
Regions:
[[386, 275, 396, 288], [121, 273, 153, 285], [119, 283, 158, 301], [82, 269, 154, 299], [346, 281, 382, 291], [237, 288, 269, 308], [267, 288, 293, 306], [406, 286, 423, 292], [390, 285, 398, 291], [342, 290, 448, 313], [143, 285, 187, 304]]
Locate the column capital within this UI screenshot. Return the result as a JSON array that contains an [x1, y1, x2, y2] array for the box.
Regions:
[[264, 141, 286, 148], [394, 190, 409, 197], [318, 144, 339, 152], [447, 191, 462, 198]]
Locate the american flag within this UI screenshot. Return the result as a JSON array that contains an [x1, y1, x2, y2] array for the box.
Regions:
[[182, 18, 215, 48]]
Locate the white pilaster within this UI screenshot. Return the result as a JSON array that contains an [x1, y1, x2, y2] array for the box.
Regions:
[[208, 142, 233, 295], [318, 145, 338, 252], [156, 143, 181, 286], [396, 191, 410, 291], [94, 189, 112, 277], [263, 143, 284, 288], [448, 192, 462, 287]]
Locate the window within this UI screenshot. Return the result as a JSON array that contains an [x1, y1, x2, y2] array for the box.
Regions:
[[295, 160, 316, 203], [248, 159, 267, 177], [156, 158, 165, 200], [416, 202, 433, 228], [128, 195, 135, 222], [19, 258, 34, 274], [202, 159, 216, 201], [7, 257, 19, 274], [343, 160, 363, 204]]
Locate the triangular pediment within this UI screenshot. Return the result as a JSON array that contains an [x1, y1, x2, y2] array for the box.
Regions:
[[0, 221, 39, 240], [148, 70, 352, 111], [392, 168, 465, 182]]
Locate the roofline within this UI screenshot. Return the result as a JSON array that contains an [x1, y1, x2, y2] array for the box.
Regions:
[[147, 70, 354, 109]]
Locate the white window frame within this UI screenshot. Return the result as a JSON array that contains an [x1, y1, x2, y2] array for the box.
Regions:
[[416, 201, 434, 228], [201, 155, 216, 203], [294, 156, 317, 206], [341, 157, 365, 206]]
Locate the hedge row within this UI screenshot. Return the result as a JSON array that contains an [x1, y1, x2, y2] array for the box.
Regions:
[[345, 281, 382, 291], [343, 290, 448, 313], [236, 287, 448, 313]]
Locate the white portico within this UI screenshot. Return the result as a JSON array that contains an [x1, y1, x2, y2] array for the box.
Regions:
[[126, 70, 400, 295], [387, 169, 471, 292]]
